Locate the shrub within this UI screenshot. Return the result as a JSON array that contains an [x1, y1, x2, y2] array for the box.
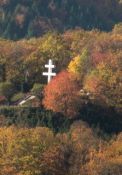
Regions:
[[31, 83, 44, 99], [11, 92, 25, 103]]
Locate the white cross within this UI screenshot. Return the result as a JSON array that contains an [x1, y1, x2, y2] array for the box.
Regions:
[[42, 59, 56, 83]]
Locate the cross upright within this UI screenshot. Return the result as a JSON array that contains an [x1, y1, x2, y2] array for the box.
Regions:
[[43, 59, 56, 83]]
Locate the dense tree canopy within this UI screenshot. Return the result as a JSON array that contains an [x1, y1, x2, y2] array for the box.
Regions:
[[0, 0, 122, 39], [0, 125, 121, 175]]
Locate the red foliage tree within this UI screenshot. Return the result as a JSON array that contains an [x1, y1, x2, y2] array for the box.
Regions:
[[43, 71, 81, 118]]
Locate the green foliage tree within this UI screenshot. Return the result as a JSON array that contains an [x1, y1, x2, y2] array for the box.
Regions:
[[0, 82, 16, 104], [39, 32, 71, 70]]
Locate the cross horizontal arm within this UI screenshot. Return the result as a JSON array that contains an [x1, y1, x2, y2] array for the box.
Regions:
[[45, 65, 55, 68], [51, 73, 56, 76], [43, 72, 56, 76]]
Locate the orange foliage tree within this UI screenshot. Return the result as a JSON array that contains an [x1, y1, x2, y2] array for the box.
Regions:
[[43, 71, 81, 118]]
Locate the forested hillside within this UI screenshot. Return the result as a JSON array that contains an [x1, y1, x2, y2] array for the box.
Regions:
[[0, 26, 122, 132], [0, 1, 122, 174], [0, 0, 122, 39], [0, 126, 122, 175]]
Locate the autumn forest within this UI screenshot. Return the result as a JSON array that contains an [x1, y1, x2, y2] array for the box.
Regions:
[[0, 0, 122, 175]]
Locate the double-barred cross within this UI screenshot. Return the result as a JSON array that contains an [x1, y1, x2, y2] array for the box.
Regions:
[[42, 59, 56, 83]]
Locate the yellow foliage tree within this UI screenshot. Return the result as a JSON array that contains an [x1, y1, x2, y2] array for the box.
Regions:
[[68, 48, 90, 79]]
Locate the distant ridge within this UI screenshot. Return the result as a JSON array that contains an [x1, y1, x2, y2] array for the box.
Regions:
[[0, 0, 122, 39]]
